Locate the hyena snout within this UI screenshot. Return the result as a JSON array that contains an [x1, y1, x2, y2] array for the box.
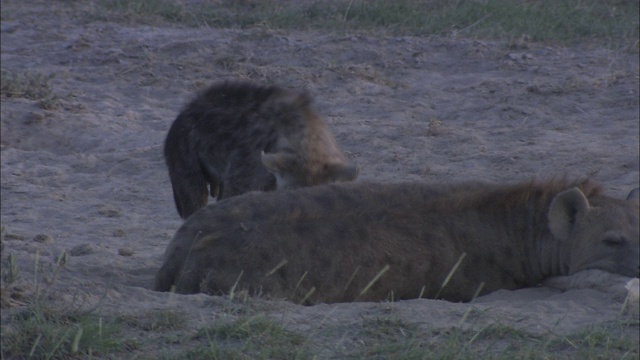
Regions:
[[261, 151, 358, 189]]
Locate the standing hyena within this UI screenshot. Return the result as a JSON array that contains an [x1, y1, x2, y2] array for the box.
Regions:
[[164, 81, 358, 219], [154, 178, 639, 304]]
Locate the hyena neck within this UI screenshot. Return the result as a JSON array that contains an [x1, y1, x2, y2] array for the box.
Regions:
[[525, 206, 571, 283]]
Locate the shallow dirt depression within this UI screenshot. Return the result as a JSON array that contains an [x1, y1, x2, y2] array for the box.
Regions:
[[1, 1, 638, 358]]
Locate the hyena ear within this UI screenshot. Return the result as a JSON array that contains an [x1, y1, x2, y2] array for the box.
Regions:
[[326, 163, 359, 182], [548, 187, 590, 241], [261, 151, 300, 174], [626, 188, 640, 203]]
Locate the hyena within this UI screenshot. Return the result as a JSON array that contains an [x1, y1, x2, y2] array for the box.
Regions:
[[153, 178, 639, 304], [164, 81, 358, 219]]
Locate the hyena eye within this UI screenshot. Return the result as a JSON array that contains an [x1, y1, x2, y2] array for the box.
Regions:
[[602, 235, 627, 247]]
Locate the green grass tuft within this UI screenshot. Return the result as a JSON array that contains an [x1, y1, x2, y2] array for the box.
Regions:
[[1, 305, 137, 359], [119, 308, 188, 332], [91, 0, 639, 47], [184, 314, 310, 359], [0, 70, 56, 101]]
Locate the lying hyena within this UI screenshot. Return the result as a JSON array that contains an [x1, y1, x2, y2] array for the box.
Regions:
[[164, 81, 358, 219], [153, 179, 639, 304]]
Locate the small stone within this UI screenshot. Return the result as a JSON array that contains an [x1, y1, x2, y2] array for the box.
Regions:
[[69, 243, 94, 256], [33, 234, 53, 243], [98, 206, 121, 218], [118, 248, 134, 257], [4, 234, 26, 241]]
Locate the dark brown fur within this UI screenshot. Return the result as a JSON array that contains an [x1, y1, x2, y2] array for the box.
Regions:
[[164, 81, 357, 219], [154, 179, 639, 304]]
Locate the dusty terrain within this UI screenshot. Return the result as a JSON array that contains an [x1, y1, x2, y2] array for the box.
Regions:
[[1, 1, 638, 358]]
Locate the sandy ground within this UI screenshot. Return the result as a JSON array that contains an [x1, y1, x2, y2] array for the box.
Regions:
[[1, 1, 638, 358]]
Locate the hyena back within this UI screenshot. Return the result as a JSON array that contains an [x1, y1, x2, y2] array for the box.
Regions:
[[154, 179, 639, 304], [164, 81, 357, 219]]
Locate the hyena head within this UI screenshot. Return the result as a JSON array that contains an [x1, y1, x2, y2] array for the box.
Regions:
[[261, 149, 358, 189], [260, 93, 358, 189], [549, 187, 640, 278]]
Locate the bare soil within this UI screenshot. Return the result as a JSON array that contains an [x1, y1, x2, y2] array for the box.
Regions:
[[1, 1, 638, 358]]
